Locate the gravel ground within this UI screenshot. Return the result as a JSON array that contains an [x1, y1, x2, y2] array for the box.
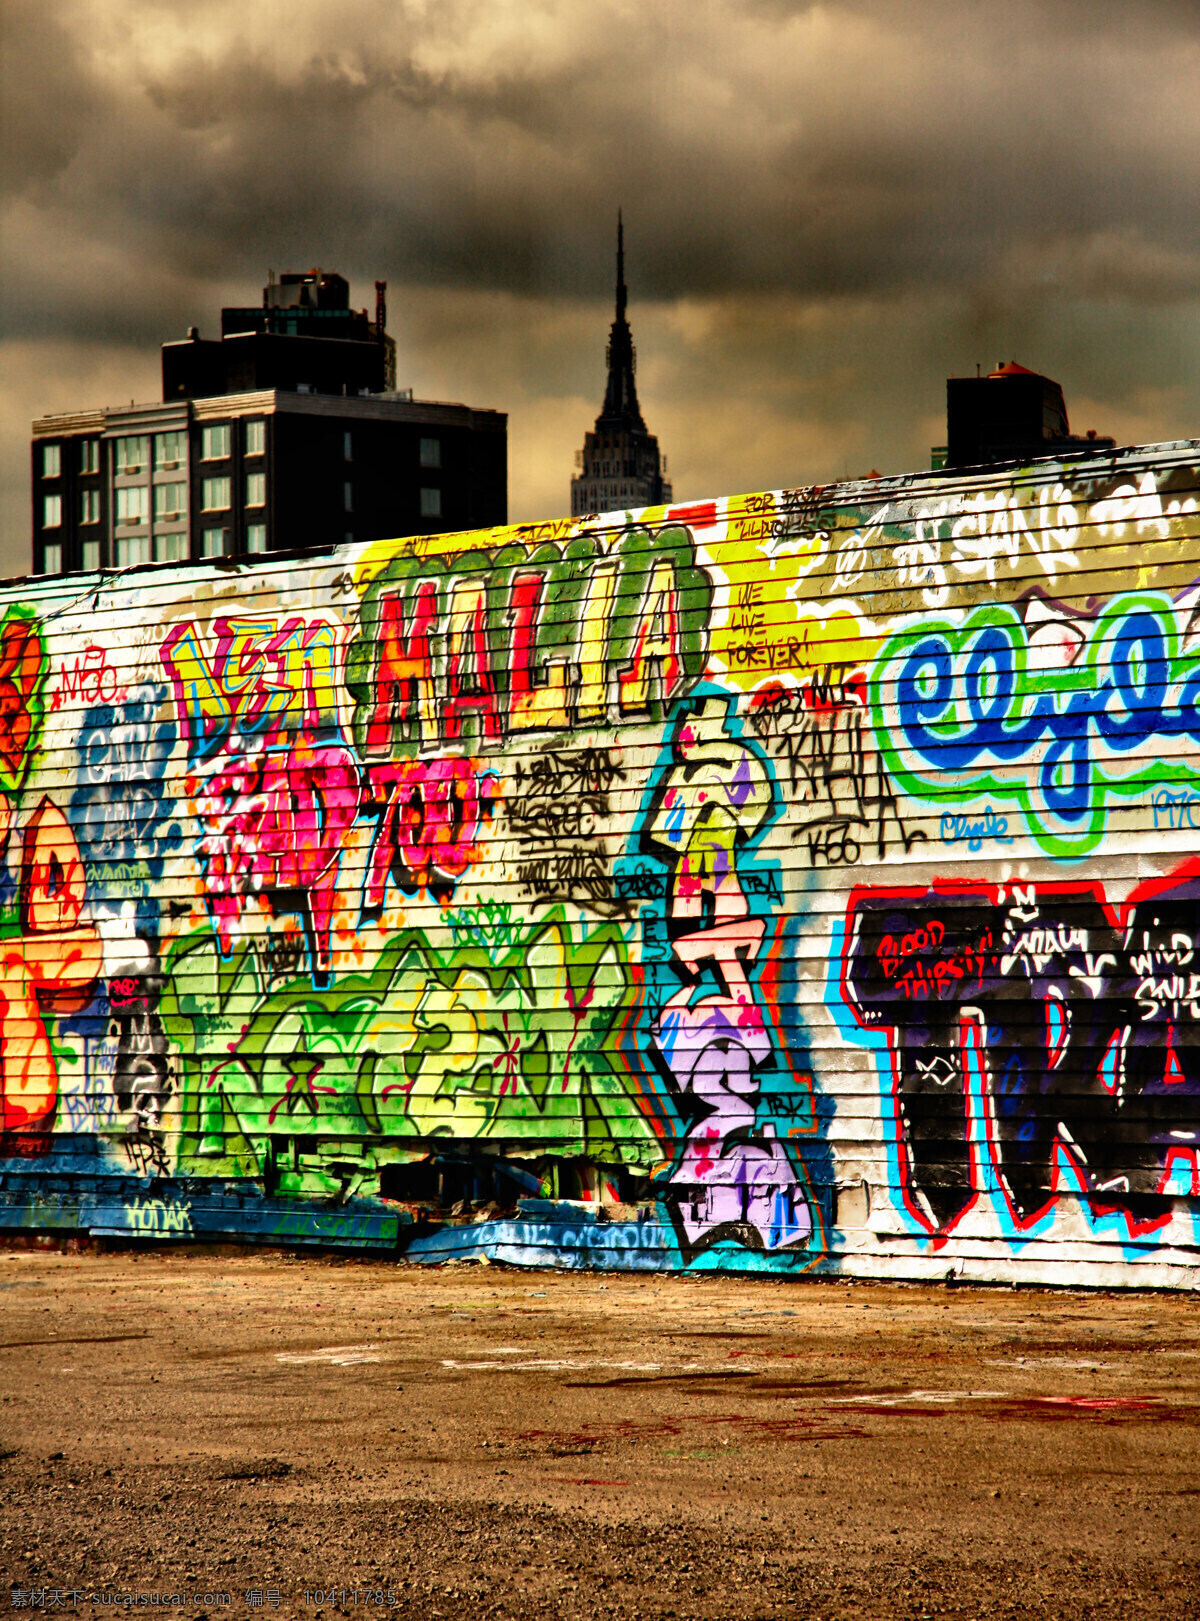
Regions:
[[1, 1246, 1197, 1620]]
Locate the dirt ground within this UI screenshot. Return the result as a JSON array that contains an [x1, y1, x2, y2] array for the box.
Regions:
[[1, 1246, 1198, 1621]]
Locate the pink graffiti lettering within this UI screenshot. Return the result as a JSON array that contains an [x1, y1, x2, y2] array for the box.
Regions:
[[191, 739, 361, 978]]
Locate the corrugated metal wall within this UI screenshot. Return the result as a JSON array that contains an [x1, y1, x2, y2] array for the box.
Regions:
[[3, 441, 1200, 1285]]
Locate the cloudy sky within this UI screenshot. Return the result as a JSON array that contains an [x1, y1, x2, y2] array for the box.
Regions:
[[3, 0, 1200, 574]]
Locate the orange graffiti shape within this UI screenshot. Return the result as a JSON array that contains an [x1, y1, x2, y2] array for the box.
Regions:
[[0, 618, 43, 788], [0, 798, 103, 1132]]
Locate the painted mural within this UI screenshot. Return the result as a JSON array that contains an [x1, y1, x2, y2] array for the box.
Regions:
[[3, 444, 1200, 1285]]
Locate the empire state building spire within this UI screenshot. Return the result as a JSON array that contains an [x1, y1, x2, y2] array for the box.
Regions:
[[599, 212, 645, 430], [571, 213, 671, 516]]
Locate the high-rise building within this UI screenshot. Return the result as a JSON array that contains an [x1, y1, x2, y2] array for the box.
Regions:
[[31, 270, 506, 576], [571, 216, 672, 517], [939, 361, 1115, 470]]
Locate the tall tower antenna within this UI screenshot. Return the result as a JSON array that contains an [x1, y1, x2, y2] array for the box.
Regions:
[[569, 210, 673, 517], [616, 209, 626, 324]]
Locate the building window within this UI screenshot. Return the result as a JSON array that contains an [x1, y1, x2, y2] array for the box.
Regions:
[[115, 486, 149, 526], [114, 436, 149, 475], [201, 527, 227, 558], [245, 420, 266, 457], [202, 476, 231, 511], [201, 424, 231, 461], [343, 481, 353, 513], [81, 538, 101, 572], [246, 472, 266, 508], [420, 437, 441, 468], [154, 482, 187, 522], [246, 523, 267, 554], [81, 489, 101, 525], [42, 443, 61, 479], [420, 487, 441, 518], [115, 535, 151, 567], [42, 493, 63, 529], [79, 439, 100, 475], [343, 431, 353, 462], [155, 533, 186, 563], [41, 541, 62, 574], [155, 430, 186, 470]]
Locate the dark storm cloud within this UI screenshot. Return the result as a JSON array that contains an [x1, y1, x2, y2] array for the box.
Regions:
[[7, 0, 1200, 332], [2, 0, 1200, 570], [0, 2, 103, 200]]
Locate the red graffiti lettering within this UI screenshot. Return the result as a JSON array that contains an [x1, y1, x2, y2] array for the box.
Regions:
[[365, 755, 495, 906], [51, 644, 120, 712], [877, 920, 947, 978]]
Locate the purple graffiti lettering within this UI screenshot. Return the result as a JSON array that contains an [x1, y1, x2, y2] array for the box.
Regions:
[[638, 698, 816, 1261]]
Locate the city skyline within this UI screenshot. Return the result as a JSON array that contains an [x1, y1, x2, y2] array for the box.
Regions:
[[3, 1, 1200, 576]]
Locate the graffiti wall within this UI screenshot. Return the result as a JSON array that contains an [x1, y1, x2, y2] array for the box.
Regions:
[[4, 443, 1200, 1285]]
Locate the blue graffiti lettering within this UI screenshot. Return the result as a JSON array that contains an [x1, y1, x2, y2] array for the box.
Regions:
[[873, 595, 1200, 855], [939, 808, 1013, 850], [1151, 787, 1200, 831]]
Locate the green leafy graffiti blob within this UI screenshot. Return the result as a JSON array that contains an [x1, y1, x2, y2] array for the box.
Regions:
[[162, 906, 658, 1197]]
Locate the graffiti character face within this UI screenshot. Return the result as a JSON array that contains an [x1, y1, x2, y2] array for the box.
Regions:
[[675, 699, 728, 760]]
